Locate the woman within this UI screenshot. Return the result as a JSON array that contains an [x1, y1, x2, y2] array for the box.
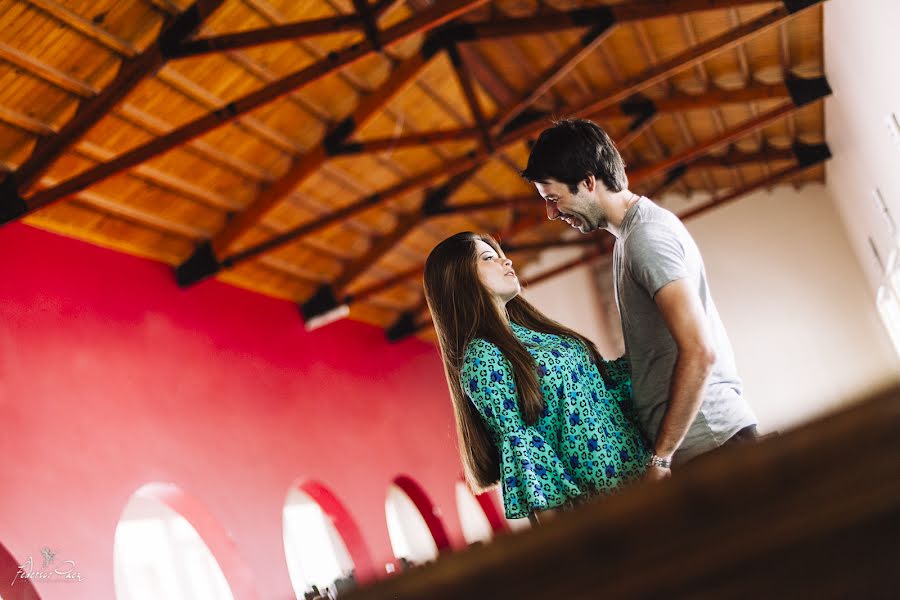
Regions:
[[424, 232, 648, 522]]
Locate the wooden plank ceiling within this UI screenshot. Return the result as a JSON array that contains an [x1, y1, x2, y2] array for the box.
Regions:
[[0, 0, 828, 340]]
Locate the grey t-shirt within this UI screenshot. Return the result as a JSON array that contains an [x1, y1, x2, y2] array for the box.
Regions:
[[613, 198, 757, 464]]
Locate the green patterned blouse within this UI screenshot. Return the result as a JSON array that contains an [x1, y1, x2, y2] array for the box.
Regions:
[[461, 322, 649, 519]]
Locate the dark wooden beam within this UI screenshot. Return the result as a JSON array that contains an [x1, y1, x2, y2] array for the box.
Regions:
[[221, 152, 483, 269], [386, 296, 430, 342], [302, 166, 479, 320], [521, 248, 607, 287], [336, 79, 795, 155], [347, 265, 422, 304], [429, 194, 536, 215], [677, 150, 831, 221], [15, 0, 490, 224], [569, 4, 824, 121], [208, 52, 430, 258], [627, 101, 830, 186], [352, 0, 382, 50], [164, 14, 363, 58], [489, 14, 616, 135], [646, 165, 689, 199], [442, 0, 808, 41], [457, 44, 518, 109], [0, 0, 225, 212], [447, 44, 494, 152], [332, 127, 481, 155], [196, 11, 806, 281], [504, 238, 597, 254]]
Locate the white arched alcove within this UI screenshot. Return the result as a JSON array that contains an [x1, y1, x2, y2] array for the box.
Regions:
[[113, 490, 234, 600], [384, 484, 439, 564], [283, 487, 354, 597], [454, 482, 494, 545]]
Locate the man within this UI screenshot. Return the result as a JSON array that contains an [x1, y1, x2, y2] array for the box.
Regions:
[[521, 119, 757, 480]]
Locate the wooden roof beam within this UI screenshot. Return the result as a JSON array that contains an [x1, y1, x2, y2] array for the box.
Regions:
[[301, 118, 644, 323], [0, 0, 225, 224], [173, 51, 434, 287], [447, 44, 494, 153], [503, 238, 597, 254], [352, 0, 383, 51], [489, 16, 616, 136], [568, 3, 826, 122], [677, 148, 831, 221], [299, 166, 479, 322], [12, 0, 489, 226], [196, 9, 809, 285], [441, 0, 812, 41], [330, 79, 800, 157], [628, 95, 831, 185], [169, 13, 365, 58]]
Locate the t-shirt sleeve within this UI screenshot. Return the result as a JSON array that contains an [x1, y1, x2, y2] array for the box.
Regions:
[[625, 222, 689, 298]]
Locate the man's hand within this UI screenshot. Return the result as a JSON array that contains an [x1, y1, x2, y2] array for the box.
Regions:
[[643, 465, 672, 482]]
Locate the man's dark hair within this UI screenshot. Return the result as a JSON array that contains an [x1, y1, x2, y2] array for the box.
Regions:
[[521, 119, 628, 193]]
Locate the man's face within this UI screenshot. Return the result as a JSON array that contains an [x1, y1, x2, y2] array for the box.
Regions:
[[533, 177, 607, 234]]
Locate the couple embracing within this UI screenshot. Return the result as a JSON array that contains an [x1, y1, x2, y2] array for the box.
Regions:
[[424, 120, 757, 523]]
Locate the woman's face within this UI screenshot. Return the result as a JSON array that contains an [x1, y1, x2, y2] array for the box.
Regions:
[[474, 239, 520, 303]]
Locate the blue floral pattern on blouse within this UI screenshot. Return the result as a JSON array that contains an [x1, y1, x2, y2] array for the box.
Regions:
[[462, 323, 649, 519]]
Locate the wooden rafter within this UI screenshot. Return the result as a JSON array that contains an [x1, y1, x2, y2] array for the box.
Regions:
[[488, 16, 616, 136], [627, 102, 830, 185], [0, 1, 226, 224], [440, 0, 810, 42], [11, 0, 490, 224], [210, 52, 429, 256], [300, 121, 644, 322], [234, 8, 822, 272], [331, 80, 795, 156], [447, 44, 493, 152], [570, 4, 823, 121]]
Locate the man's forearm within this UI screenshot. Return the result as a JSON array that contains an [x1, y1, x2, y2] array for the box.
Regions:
[[653, 349, 714, 458]]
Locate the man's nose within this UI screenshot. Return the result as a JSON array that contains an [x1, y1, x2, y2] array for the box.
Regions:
[[546, 200, 560, 220]]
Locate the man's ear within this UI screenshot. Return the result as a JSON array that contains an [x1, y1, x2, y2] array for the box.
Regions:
[[582, 174, 596, 192]]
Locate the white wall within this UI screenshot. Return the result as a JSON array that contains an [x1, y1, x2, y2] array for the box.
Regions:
[[679, 184, 897, 431], [519, 244, 623, 358], [523, 184, 897, 433], [823, 0, 900, 289]]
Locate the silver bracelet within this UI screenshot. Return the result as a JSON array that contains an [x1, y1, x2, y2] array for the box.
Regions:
[[647, 454, 672, 469]]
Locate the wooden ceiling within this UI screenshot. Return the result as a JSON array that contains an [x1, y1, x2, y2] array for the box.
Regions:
[[0, 0, 828, 340]]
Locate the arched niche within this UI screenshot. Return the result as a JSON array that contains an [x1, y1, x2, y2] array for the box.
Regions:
[[113, 482, 256, 600], [454, 481, 509, 545], [0, 540, 42, 600], [283, 480, 373, 598], [384, 476, 450, 566]]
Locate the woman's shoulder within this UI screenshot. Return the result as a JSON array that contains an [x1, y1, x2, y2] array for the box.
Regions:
[[463, 337, 504, 366]]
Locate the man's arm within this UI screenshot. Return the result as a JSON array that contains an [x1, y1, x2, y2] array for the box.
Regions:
[[645, 277, 716, 481]]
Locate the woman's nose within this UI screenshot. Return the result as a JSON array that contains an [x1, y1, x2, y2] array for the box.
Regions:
[[503, 257, 512, 267], [546, 199, 560, 220]]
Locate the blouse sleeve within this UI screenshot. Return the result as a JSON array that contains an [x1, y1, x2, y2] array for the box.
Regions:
[[602, 355, 640, 424], [462, 339, 584, 519]]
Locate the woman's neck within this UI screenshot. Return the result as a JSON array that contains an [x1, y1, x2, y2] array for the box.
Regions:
[[493, 297, 510, 325]]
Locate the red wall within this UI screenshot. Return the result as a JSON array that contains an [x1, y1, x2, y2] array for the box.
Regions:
[[0, 222, 467, 600]]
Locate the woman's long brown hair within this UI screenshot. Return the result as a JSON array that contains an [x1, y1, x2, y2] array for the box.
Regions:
[[424, 232, 609, 492]]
